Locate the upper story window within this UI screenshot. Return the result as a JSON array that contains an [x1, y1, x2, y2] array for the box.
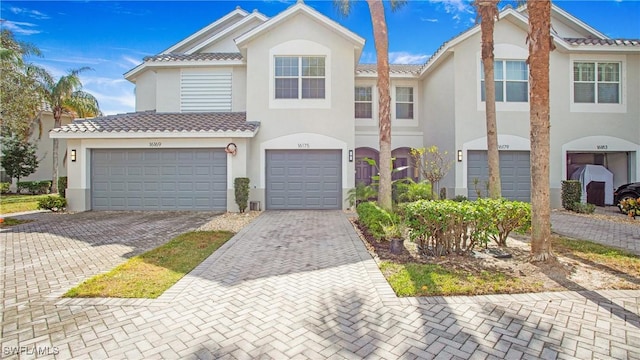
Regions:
[[574, 62, 620, 104], [481, 60, 528, 102], [396, 87, 414, 119], [355, 86, 372, 118], [274, 56, 325, 99]]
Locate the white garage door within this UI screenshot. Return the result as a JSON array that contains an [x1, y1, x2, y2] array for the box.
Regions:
[[91, 149, 227, 210], [266, 150, 342, 210], [467, 150, 530, 202]]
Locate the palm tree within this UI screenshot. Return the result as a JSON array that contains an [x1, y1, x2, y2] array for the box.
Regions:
[[335, 0, 405, 210], [527, 0, 555, 262], [475, 0, 501, 199], [40, 68, 100, 193]]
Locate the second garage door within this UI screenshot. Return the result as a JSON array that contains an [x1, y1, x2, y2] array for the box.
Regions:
[[266, 150, 342, 210], [92, 149, 227, 210], [467, 150, 530, 202]]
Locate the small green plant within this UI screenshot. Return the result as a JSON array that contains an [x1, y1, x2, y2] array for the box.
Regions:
[[234, 177, 250, 213], [562, 180, 582, 210], [37, 196, 66, 212], [0, 182, 10, 194], [439, 187, 447, 200], [452, 195, 468, 202], [396, 180, 433, 203], [347, 182, 377, 207], [58, 176, 68, 198], [18, 181, 51, 194], [570, 202, 596, 214]]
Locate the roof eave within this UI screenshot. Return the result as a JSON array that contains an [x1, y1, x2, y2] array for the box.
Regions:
[[50, 130, 259, 139], [125, 59, 245, 81]]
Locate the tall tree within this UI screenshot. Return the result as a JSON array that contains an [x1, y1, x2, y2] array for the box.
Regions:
[[335, 0, 405, 211], [527, 0, 555, 261], [39, 68, 100, 193], [0, 29, 44, 140], [1, 135, 39, 186], [475, 0, 502, 199]]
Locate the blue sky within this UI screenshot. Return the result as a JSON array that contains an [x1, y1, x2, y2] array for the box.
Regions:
[[2, 0, 639, 115]]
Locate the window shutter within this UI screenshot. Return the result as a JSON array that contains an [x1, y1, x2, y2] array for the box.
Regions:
[[181, 72, 232, 112]]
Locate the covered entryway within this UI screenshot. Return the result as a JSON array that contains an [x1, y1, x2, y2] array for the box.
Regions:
[[266, 150, 342, 210], [467, 150, 530, 201], [91, 149, 227, 210]]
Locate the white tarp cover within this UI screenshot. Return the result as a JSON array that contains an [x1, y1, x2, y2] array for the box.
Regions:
[[570, 164, 614, 205]]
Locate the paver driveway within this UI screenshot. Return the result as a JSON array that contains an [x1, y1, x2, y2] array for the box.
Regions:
[[1, 210, 640, 359]]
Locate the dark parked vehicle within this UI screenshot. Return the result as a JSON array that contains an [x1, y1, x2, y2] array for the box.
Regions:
[[613, 182, 640, 213]]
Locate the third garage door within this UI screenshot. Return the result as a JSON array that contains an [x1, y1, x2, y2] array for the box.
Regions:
[[467, 150, 530, 201], [266, 150, 342, 210]]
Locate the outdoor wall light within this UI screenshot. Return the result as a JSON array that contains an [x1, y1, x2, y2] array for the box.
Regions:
[[349, 150, 353, 162], [457, 150, 463, 162], [71, 149, 77, 162]]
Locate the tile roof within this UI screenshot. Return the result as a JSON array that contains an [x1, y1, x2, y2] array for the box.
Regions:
[[143, 53, 244, 62], [563, 38, 640, 46], [51, 111, 258, 134], [356, 64, 424, 75]]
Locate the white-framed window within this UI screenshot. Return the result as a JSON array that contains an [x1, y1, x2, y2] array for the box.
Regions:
[[396, 87, 413, 119], [355, 86, 372, 119], [481, 60, 528, 102], [573, 61, 620, 104], [274, 56, 325, 99]]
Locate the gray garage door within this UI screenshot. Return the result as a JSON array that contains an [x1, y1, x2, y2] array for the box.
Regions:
[[467, 150, 530, 202], [266, 150, 342, 210], [92, 149, 227, 210]]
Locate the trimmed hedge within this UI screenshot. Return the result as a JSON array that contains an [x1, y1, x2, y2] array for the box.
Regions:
[[17, 181, 51, 195], [234, 177, 250, 213], [356, 202, 395, 240], [38, 196, 67, 212], [561, 180, 581, 211], [58, 176, 68, 198], [402, 198, 530, 256]]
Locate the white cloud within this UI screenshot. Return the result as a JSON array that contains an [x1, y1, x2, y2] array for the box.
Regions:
[[429, 0, 475, 23], [389, 52, 430, 64], [122, 55, 143, 68], [1, 20, 41, 35], [420, 17, 439, 23], [359, 51, 376, 64], [9, 6, 50, 20]]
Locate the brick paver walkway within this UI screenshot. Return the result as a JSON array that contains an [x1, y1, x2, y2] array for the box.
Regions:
[[551, 210, 640, 255], [1, 210, 639, 359]]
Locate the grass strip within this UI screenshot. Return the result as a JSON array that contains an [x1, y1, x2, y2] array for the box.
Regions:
[[64, 230, 234, 298], [1, 194, 53, 214], [0, 217, 33, 228], [380, 261, 542, 297], [553, 237, 640, 277]]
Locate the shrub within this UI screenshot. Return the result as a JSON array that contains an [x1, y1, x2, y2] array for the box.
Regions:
[[0, 182, 10, 194], [347, 183, 377, 207], [58, 176, 68, 198], [570, 202, 596, 214], [17, 181, 51, 194], [562, 180, 582, 211], [38, 196, 67, 212], [439, 187, 447, 200], [402, 198, 531, 256], [397, 180, 432, 203], [356, 202, 395, 240], [234, 177, 250, 213], [452, 195, 468, 202]]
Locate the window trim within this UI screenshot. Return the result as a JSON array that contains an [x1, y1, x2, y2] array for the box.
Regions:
[[569, 54, 627, 113], [573, 61, 620, 104], [395, 86, 414, 120], [480, 60, 529, 103], [355, 86, 373, 119], [274, 56, 326, 100]]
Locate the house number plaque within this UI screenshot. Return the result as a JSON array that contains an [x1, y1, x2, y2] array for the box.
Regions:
[[298, 143, 310, 149], [149, 142, 162, 147]]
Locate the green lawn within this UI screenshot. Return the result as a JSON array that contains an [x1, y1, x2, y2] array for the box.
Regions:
[[0, 194, 54, 214], [64, 231, 234, 298]]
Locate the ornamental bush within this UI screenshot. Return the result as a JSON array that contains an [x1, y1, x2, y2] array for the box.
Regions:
[[561, 180, 582, 211], [37, 196, 67, 212], [17, 180, 51, 194], [402, 198, 531, 256], [619, 198, 640, 218], [58, 176, 68, 198], [234, 177, 250, 213], [356, 201, 395, 240], [0, 182, 10, 194]]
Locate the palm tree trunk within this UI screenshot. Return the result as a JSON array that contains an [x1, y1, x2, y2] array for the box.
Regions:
[[477, 0, 501, 199], [366, 0, 392, 210], [51, 109, 61, 194], [527, 0, 554, 262]]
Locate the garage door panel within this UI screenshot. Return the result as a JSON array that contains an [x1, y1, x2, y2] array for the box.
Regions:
[[467, 150, 530, 202], [92, 149, 226, 210], [266, 150, 342, 210]]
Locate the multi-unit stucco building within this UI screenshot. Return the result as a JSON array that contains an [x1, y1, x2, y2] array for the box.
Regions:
[[51, 1, 640, 212]]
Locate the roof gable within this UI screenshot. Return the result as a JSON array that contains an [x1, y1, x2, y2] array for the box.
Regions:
[[235, 2, 364, 53]]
